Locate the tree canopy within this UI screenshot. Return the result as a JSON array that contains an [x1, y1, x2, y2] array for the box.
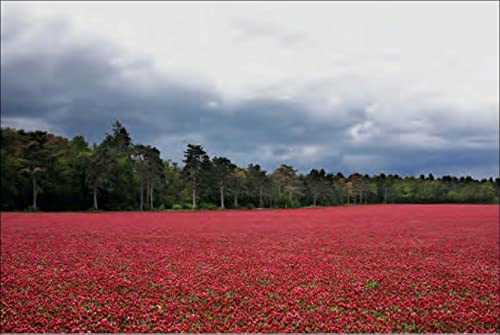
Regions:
[[1, 123, 498, 211]]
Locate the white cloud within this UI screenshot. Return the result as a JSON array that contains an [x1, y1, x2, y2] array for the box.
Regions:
[[4, 1, 497, 106]]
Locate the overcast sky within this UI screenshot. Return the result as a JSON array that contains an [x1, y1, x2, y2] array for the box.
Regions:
[[1, 1, 499, 177]]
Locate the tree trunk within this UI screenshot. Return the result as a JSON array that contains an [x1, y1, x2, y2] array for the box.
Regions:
[[140, 180, 144, 211], [192, 187, 197, 209], [313, 193, 318, 207], [234, 192, 238, 208], [384, 186, 387, 203], [32, 175, 38, 210], [150, 183, 154, 210], [93, 186, 98, 210], [259, 186, 264, 208], [220, 185, 225, 209]]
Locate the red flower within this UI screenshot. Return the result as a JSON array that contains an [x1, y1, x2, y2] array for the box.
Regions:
[[1, 205, 498, 332]]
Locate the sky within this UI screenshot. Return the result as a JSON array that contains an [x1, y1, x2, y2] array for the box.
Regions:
[[1, 1, 499, 177]]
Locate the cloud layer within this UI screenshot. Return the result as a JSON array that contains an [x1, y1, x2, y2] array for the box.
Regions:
[[1, 4, 498, 177]]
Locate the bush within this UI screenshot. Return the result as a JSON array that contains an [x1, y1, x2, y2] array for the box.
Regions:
[[172, 204, 183, 210], [199, 202, 217, 210], [182, 203, 193, 210], [87, 208, 101, 212], [25, 206, 38, 212], [246, 203, 255, 210]]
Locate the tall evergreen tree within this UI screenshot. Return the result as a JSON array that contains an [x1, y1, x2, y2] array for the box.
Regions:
[[247, 164, 268, 208], [306, 169, 330, 206], [182, 144, 208, 209], [20, 131, 51, 210], [212, 157, 236, 209], [87, 144, 112, 210], [1, 123, 498, 211], [271, 165, 303, 208], [230, 167, 247, 208], [133, 145, 164, 210]]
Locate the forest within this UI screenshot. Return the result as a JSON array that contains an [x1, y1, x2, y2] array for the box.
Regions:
[[1, 121, 498, 211]]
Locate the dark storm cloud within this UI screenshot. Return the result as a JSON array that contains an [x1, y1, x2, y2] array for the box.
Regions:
[[1, 13, 498, 177], [1, 14, 213, 144]]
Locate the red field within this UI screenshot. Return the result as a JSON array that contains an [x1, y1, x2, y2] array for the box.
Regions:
[[1, 205, 498, 332]]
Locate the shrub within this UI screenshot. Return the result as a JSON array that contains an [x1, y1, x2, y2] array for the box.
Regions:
[[172, 204, 183, 210], [199, 202, 217, 210]]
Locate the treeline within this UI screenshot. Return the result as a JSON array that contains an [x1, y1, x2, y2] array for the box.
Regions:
[[1, 122, 498, 211]]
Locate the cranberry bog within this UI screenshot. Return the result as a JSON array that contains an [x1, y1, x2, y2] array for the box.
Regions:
[[1, 205, 498, 332]]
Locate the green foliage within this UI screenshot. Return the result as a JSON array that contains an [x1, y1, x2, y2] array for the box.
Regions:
[[1, 124, 498, 211], [182, 144, 209, 209], [182, 203, 193, 210], [24, 206, 38, 212], [271, 165, 303, 208], [305, 169, 332, 206], [212, 156, 236, 208], [132, 144, 164, 210], [365, 279, 380, 290], [199, 202, 218, 210], [247, 164, 268, 208]]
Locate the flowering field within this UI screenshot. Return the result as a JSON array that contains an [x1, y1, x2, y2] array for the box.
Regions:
[[1, 205, 498, 333]]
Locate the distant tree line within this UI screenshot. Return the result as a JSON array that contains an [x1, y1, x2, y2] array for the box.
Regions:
[[1, 122, 498, 211]]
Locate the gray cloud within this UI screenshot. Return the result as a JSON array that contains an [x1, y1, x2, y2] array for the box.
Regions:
[[1, 11, 498, 178]]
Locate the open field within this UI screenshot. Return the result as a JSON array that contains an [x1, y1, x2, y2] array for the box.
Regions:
[[1, 205, 498, 332]]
